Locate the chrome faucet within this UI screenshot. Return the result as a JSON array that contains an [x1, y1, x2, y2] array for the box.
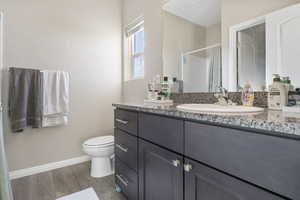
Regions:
[[214, 87, 233, 105], [218, 86, 228, 100]]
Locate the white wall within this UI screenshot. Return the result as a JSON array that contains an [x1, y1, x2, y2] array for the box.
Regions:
[[221, 0, 300, 89], [1, 0, 122, 171], [206, 23, 221, 46], [163, 11, 206, 79], [122, 0, 163, 103]]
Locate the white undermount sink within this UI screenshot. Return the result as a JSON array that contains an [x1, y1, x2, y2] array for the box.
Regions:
[[177, 104, 264, 115]]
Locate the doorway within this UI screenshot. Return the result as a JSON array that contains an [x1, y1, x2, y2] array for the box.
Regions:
[[237, 23, 266, 91]]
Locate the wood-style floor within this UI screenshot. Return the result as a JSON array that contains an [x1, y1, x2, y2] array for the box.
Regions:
[[11, 162, 126, 200]]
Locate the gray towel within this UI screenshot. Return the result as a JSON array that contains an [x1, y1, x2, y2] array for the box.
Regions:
[[9, 68, 43, 132]]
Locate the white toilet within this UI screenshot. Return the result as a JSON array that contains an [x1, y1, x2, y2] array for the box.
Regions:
[[82, 135, 114, 178]]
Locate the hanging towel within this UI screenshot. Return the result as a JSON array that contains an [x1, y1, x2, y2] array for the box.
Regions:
[[8, 68, 43, 132], [41, 70, 70, 127]]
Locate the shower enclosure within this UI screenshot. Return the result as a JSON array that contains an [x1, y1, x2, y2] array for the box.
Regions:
[[0, 112, 13, 200], [181, 44, 222, 93], [0, 12, 13, 200]]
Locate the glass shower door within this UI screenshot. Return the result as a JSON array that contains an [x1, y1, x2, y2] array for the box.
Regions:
[[0, 109, 13, 200], [0, 12, 13, 200]]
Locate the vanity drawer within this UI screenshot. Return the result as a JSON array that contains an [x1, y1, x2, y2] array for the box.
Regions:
[[115, 158, 138, 200], [139, 113, 184, 154], [185, 121, 300, 199], [115, 109, 138, 135], [115, 129, 138, 171]]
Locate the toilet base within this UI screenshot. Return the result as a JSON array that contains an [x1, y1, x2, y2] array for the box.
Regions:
[[90, 157, 113, 178]]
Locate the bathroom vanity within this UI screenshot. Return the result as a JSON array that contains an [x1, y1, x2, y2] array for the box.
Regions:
[[113, 103, 300, 200]]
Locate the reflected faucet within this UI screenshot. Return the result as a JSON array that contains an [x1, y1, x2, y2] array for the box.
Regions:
[[214, 87, 235, 105], [218, 87, 228, 100]]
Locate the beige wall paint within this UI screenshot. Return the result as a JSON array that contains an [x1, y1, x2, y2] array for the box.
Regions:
[[163, 12, 206, 79], [206, 23, 221, 46], [221, 0, 300, 89], [1, 0, 122, 171], [122, 0, 163, 103]]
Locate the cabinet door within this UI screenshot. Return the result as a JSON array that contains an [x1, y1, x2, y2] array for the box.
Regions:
[[139, 139, 183, 200], [266, 3, 300, 86], [184, 159, 285, 200]]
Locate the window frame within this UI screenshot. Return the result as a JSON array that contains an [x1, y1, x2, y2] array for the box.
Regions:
[[130, 28, 145, 80], [124, 17, 145, 81]]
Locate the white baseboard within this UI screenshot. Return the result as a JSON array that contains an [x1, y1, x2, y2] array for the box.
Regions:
[[9, 155, 90, 180]]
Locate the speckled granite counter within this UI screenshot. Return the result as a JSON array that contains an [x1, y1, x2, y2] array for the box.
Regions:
[[113, 103, 300, 139]]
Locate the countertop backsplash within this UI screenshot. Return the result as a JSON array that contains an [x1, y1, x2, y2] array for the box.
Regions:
[[170, 92, 268, 108]]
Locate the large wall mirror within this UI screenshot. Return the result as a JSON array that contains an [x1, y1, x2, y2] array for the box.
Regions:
[[162, 0, 222, 93], [228, 4, 300, 92], [163, 1, 300, 93]]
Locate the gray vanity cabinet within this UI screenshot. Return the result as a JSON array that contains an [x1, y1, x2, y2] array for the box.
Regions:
[[138, 139, 184, 200], [114, 109, 292, 200], [184, 159, 284, 200]]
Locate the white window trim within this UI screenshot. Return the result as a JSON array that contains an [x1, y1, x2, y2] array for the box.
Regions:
[[124, 17, 145, 81], [131, 29, 144, 79]]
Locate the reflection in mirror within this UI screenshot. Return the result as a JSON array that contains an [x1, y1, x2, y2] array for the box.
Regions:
[[237, 23, 266, 91], [230, 3, 300, 92], [182, 45, 222, 93], [162, 0, 221, 93]]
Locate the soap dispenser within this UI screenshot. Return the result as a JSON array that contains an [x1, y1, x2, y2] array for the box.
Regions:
[[268, 74, 287, 110], [241, 83, 254, 106]]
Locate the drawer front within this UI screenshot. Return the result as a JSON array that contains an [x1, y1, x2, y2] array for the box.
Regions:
[[115, 158, 138, 200], [139, 113, 184, 154], [185, 122, 300, 199], [115, 129, 138, 171], [115, 109, 138, 135]]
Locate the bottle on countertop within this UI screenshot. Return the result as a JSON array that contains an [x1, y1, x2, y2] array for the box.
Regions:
[[268, 74, 288, 110], [147, 80, 155, 100], [161, 76, 171, 100], [171, 77, 179, 93], [281, 76, 294, 91], [241, 82, 254, 106]]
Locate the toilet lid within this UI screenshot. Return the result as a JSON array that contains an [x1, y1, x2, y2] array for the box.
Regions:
[[84, 136, 114, 147]]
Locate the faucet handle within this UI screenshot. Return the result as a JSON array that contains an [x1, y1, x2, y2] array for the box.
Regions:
[[214, 93, 221, 98]]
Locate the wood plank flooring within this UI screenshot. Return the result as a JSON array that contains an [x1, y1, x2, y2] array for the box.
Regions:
[[11, 162, 126, 200]]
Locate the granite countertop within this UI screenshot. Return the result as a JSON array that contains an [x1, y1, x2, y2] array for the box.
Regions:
[[113, 103, 300, 139]]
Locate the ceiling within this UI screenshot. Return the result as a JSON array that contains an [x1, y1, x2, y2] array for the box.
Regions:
[[163, 0, 221, 27]]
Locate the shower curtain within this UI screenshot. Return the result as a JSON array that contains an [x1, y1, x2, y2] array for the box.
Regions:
[[0, 110, 13, 200], [208, 47, 222, 92]]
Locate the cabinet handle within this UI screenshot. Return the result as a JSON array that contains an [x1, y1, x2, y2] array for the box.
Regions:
[[116, 119, 129, 125], [116, 144, 128, 153], [184, 164, 193, 172], [116, 174, 129, 187], [172, 159, 181, 167]]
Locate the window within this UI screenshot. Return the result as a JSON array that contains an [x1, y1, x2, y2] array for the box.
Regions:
[[131, 29, 144, 79], [124, 18, 144, 80]]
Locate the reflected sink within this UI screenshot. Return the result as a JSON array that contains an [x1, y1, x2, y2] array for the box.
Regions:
[[177, 104, 264, 115]]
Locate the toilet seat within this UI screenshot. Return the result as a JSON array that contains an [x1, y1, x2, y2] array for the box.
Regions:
[[83, 136, 114, 148]]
